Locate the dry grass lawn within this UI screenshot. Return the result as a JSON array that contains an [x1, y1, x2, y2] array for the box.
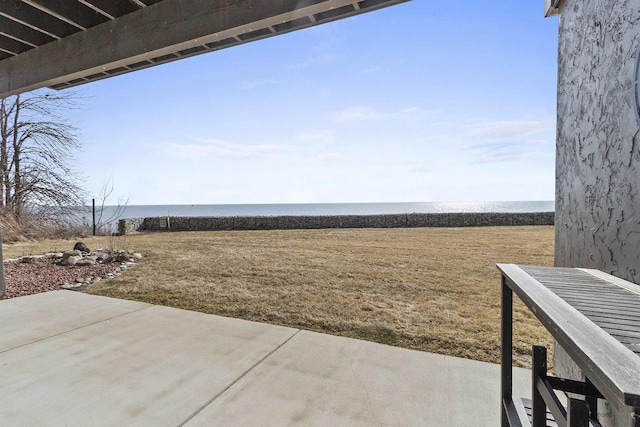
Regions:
[[4, 226, 554, 365]]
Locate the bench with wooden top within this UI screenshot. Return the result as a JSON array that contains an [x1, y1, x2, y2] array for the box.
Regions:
[[498, 264, 640, 427]]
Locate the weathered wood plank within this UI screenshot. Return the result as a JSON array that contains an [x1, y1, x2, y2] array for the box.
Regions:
[[594, 321, 640, 334], [559, 298, 640, 310], [567, 305, 640, 319], [551, 297, 630, 304], [584, 315, 640, 328], [542, 289, 633, 299], [604, 330, 640, 342]]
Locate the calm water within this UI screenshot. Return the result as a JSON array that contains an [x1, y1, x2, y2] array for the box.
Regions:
[[80, 201, 554, 227]]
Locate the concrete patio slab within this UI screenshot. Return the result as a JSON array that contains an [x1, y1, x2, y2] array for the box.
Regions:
[[186, 330, 531, 426], [0, 292, 297, 425], [0, 291, 531, 426], [0, 291, 150, 352]]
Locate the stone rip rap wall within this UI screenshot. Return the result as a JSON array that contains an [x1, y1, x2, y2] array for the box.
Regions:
[[118, 217, 145, 235], [118, 212, 554, 234]]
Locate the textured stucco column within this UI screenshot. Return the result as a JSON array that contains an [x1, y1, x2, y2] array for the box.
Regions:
[[554, 1, 640, 425], [555, 0, 640, 282]]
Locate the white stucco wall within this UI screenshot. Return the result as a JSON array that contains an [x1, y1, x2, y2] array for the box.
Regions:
[[555, 0, 640, 283]]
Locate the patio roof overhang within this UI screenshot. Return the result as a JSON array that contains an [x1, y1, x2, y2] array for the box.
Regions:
[[0, 0, 410, 97], [544, 0, 561, 17]]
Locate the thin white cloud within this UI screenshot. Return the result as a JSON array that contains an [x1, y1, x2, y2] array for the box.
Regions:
[[470, 150, 529, 165], [476, 154, 526, 164], [317, 153, 338, 161], [295, 53, 338, 69], [163, 138, 284, 159], [297, 130, 335, 143], [333, 107, 385, 122], [240, 78, 277, 90], [362, 67, 383, 74], [454, 119, 555, 164], [304, 21, 345, 51], [332, 106, 436, 123], [468, 141, 521, 151], [466, 140, 552, 165], [469, 120, 554, 139]]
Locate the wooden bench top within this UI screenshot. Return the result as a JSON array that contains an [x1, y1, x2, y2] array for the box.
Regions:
[[497, 264, 640, 409]]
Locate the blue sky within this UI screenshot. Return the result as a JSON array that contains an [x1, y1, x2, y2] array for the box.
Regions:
[[70, 1, 559, 205]]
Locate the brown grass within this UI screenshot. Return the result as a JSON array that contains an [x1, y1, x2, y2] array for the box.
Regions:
[[3, 226, 554, 365]]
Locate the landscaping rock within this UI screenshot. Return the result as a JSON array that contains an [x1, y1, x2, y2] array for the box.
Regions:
[[63, 283, 86, 291], [76, 258, 96, 266], [3, 250, 142, 299], [61, 256, 80, 266], [74, 242, 90, 253], [62, 250, 82, 259]]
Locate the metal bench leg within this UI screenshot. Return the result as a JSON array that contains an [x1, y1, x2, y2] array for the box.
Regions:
[[567, 398, 590, 426], [584, 377, 597, 423], [532, 345, 547, 427], [501, 276, 513, 426]]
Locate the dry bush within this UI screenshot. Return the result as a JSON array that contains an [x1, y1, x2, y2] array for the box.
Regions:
[[0, 209, 90, 243]]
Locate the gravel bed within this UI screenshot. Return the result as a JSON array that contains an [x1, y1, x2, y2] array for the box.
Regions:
[[3, 256, 123, 299]]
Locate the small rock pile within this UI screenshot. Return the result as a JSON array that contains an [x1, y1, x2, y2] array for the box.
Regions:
[[3, 241, 143, 298], [53, 242, 142, 290]]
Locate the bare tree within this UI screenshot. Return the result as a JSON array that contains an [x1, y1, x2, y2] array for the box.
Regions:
[[0, 91, 86, 222], [91, 176, 129, 235]]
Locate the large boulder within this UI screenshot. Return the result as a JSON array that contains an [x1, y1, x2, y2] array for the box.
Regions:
[[61, 250, 82, 266], [76, 258, 96, 266], [62, 250, 82, 260], [95, 253, 109, 263], [73, 242, 90, 253], [61, 256, 80, 266]]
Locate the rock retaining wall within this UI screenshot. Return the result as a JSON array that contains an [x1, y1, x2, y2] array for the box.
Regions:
[[119, 217, 145, 235], [118, 212, 554, 234]]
